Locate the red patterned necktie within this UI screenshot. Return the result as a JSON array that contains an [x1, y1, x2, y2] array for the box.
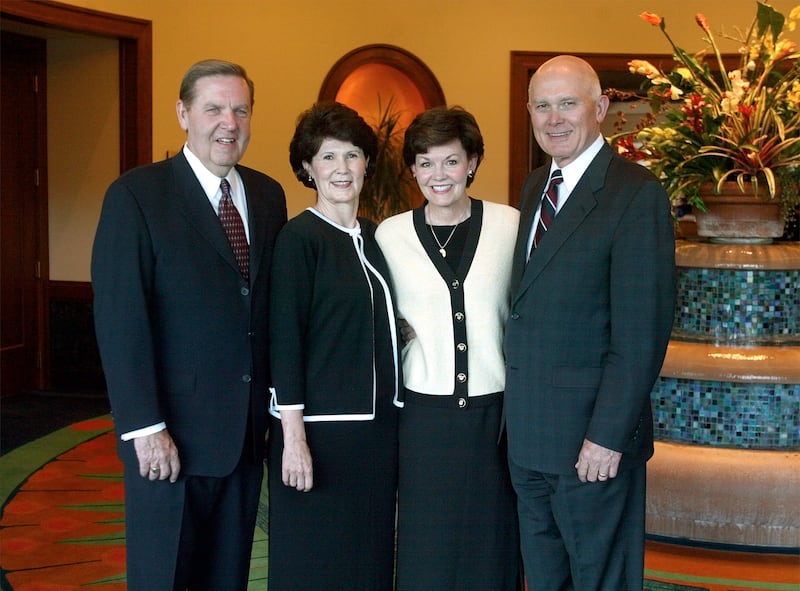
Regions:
[[532, 169, 563, 250], [219, 178, 249, 281]]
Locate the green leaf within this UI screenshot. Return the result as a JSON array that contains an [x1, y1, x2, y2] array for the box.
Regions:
[[756, 1, 784, 43]]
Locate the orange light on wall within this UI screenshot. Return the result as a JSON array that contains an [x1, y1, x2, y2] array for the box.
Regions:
[[334, 62, 425, 132]]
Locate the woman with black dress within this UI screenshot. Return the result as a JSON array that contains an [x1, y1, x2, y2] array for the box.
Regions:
[[375, 106, 521, 590], [267, 102, 400, 591]]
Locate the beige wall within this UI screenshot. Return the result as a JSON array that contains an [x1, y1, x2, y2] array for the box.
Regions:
[[42, 0, 800, 279], [47, 33, 119, 281]]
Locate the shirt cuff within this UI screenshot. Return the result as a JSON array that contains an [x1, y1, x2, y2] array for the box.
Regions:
[[120, 422, 167, 441]]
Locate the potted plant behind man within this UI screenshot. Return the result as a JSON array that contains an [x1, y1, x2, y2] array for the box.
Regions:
[[613, 2, 800, 242]]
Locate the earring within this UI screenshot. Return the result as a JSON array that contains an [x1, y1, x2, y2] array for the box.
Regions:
[[308, 175, 313, 182], [468, 170, 474, 179]]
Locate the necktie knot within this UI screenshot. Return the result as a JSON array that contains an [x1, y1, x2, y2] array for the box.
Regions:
[[218, 178, 249, 281], [548, 169, 563, 192], [220, 178, 232, 198]]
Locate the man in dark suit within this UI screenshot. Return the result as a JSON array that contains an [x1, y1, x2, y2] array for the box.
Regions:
[[92, 59, 287, 590], [503, 55, 676, 590]]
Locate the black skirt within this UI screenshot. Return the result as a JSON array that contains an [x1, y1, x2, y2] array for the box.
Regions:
[[267, 402, 398, 591], [396, 390, 521, 591]]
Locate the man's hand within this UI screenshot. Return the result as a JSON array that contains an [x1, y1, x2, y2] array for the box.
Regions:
[[399, 318, 416, 345], [574, 438, 621, 483], [133, 429, 181, 482]]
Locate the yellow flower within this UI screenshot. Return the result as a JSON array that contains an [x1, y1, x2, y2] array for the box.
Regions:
[[628, 59, 660, 78], [628, 60, 670, 85], [668, 85, 685, 100], [788, 5, 800, 31], [775, 39, 798, 60], [787, 79, 800, 108]]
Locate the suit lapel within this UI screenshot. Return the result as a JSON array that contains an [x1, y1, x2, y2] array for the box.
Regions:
[[510, 167, 547, 292], [513, 144, 613, 303], [239, 166, 265, 283], [171, 152, 242, 277]]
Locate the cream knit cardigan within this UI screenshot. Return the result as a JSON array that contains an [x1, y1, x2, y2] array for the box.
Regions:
[[376, 201, 519, 397]]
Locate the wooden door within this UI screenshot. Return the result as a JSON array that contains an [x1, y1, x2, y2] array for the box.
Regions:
[[1, 31, 47, 397]]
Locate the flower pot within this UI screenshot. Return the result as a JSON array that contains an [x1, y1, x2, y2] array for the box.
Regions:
[[694, 182, 784, 244]]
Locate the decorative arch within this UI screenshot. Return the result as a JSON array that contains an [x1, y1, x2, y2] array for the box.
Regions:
[[319, 44, 445, 130]]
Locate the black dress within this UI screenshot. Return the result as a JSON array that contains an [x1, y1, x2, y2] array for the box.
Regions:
[[267, 209, 399, 591]]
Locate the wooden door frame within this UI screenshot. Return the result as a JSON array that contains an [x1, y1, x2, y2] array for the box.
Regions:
[[1, 0, 152, 171], [1, 0, 152, 388]]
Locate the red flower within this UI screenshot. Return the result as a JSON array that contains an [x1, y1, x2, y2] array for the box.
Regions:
[[640, 12, 661, 26], [680, 94, 707, 135], [695, 13, 710, 33], [738, 104, 755, 119]]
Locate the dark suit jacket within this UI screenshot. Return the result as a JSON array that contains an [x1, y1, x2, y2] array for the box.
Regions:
[[503, 143, 676, 475], [92, 151, 287, 476]]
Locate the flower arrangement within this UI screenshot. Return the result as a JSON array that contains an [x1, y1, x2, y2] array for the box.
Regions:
[[612, 2, 800, 221]]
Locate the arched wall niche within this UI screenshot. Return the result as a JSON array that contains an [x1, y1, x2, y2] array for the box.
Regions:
[[318, 44, 445, 130]]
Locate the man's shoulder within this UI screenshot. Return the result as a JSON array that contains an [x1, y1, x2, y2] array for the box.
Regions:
[[115, 158, 173, 184], [236, 163, 284, 194], [106, 159, 176, 205], [606, 149, 658, 182]]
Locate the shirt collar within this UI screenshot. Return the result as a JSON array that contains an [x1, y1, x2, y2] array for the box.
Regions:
[[550, 134, 605, 196], [182, 144, 242, 200]]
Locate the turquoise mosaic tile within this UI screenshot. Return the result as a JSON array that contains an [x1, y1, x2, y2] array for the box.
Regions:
[[673, 268, 800, 344], [651, 377, 800, 449]]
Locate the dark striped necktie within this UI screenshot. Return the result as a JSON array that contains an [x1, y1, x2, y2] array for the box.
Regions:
[[532, 169, 563, 251]]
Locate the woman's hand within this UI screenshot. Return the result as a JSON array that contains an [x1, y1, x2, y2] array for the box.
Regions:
[[280, 409, 313, 491]]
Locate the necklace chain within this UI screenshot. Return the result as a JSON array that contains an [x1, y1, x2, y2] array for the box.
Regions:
[[426, 202, 469, 258], [429, 223, 459, 258]]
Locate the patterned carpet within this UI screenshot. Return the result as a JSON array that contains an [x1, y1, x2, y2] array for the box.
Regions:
[[0, 417, 797, 590]]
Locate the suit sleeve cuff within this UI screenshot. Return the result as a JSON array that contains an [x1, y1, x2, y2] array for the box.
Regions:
[[120, 422, 167, 441]]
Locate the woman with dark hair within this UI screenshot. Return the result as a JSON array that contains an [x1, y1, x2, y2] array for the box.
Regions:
[[376, 106, 521, 590], [268, 102, 399, 590]]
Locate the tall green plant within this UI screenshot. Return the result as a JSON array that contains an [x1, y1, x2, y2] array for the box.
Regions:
[[359, 97, 420, 222]]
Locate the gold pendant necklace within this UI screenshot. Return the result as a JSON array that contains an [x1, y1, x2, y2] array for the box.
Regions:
[[429, 223, 458, 257]]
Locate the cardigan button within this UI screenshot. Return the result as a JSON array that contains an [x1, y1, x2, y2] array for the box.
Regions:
[[454, 312, 465, 322], [457, 397, 468, 408], [457, 372, 467, 383], [451, 279, 460, 290], [457, 342, 467, 352]]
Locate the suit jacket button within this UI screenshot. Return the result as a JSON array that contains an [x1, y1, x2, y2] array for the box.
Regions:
[[242, 374, 252, 383], [241, 287, 250, 296], [510, 313, 520, 320]]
